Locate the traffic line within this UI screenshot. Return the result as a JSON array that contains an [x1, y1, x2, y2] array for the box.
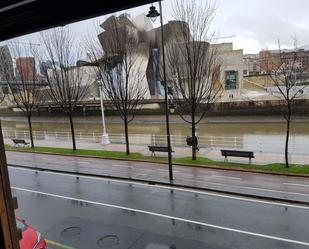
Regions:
[[45, 239, 76, 249], [9, 166, 309, 210], [209, 181, 309, 197], [212, 175, 241, 180], [283, 183, 309, 188], [11, 186, 309, 247]]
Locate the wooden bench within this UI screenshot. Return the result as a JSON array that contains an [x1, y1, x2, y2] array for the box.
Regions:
[[12, 139, 30, 147], [221, 149, 254, 163], [148, 145, 175, 156]]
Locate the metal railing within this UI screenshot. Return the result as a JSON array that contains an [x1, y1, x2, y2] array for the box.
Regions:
[[2, 129, 308, 155]]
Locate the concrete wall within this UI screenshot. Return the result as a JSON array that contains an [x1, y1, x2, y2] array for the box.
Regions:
[[209, 98, 309, 116]]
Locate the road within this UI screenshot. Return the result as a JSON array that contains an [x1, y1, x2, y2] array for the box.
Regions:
[[9, 166, 309, 249], [7, 151, 309, 204]]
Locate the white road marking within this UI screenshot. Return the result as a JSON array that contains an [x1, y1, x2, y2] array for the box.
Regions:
[[9, 166, 309, 210], [11, 186, 309, 247], [210, 182, 309, 197], [212, 175, 241, 180], [112, 164, 134, 168], [283, 183, 309, 188]]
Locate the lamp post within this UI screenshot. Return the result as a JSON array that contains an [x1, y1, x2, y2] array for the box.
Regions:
[[99, 82, 110, 145], [147, 1, 173, 181]]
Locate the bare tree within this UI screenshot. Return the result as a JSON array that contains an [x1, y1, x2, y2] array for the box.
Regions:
[[86, 16, 147, 154], [267, 41, 308, 168], [0, 43, 43, 148], [166, 0, 222, 160], [40, 28, 92, 151]]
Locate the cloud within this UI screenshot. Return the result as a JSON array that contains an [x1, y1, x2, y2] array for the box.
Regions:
[[226, 13, 309, 50], [213, 0, 309, 52]]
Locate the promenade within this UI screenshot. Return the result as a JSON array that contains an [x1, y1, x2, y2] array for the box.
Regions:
[[5, 137, 309, 165]]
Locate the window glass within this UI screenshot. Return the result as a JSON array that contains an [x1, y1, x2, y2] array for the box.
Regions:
[[225, 70, 238, 89]]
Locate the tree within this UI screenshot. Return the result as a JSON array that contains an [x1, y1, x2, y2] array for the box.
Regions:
[[86, 16, 147, 154], [40, 28, 92, 151], [0, 43, 43, 148], [267, 41, 308, 168], [165, 0, 222, 160]]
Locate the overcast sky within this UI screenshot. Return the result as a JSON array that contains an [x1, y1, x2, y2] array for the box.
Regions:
[[5, 0, 309, 55]]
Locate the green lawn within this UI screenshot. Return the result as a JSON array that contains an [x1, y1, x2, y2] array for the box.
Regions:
[[174, 157, 309, 174], [5, 145, 309, 175], [5, 145, 143, 159]]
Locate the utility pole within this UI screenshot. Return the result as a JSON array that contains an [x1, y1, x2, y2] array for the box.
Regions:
[[0, 121, 20, 249]]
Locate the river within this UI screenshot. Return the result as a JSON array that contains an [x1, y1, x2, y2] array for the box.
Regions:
[[1, 115, 309, 154]]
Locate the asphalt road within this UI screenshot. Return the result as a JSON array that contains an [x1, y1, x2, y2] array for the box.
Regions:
[[9, 166, 309, 249], [7, 151, 309, 203]]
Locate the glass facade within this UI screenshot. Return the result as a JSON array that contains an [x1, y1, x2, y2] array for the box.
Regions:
[[225, 70, 238, 90]]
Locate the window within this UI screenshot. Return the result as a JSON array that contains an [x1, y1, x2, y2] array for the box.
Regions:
[[225, 70, 238, 90]]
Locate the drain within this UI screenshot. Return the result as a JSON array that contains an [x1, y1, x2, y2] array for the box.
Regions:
[[61, 226, 82, 237], [97, 235, 119, 248]]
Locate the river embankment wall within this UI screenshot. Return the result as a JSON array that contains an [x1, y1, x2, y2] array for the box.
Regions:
[[1, 99, 309, 117]]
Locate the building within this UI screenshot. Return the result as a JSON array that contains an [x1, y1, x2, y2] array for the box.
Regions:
[[39, 60, 59, 75], [243, 54, 260, 75], [0, 45, 14, 80], [212, 43, 247, 91], [92, 14, 249, 100], [97, 14, 152, 99], [259, 49, 309, 73], [15, 57, 36, 81]]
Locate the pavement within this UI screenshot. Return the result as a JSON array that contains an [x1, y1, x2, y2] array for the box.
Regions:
[[5, 138, 309, 165], [9, 166, 309, 249], [7, 151, 309, 204]]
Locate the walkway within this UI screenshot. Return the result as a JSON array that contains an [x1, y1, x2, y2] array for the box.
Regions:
[[5, 138, 309, 165]]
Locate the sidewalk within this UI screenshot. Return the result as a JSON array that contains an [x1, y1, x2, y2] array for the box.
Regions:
[[5, 138, 309, 165]]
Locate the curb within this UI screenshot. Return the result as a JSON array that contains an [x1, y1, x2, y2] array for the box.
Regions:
[[8, 163, 309, 206], [6, 149, 309, 178]]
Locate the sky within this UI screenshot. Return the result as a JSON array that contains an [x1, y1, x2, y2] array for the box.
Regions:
[[4, 0, 309, 55]]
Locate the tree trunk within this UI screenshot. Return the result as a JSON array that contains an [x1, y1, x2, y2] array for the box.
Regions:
[[191, 113, 196, 160], [285, 116, 290, 168], [27, 114, 34, 148], [69, 113, 76, 151], [124, 116, 130, 155]]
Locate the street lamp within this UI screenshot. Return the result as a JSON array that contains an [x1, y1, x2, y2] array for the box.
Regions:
[[147, 1, 174, 182], [98, 82, 110, 145]]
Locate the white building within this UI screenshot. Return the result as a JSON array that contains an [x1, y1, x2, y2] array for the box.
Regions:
[[211, 43, 247, 100]]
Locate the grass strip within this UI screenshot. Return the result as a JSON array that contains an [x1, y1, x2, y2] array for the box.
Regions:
[[5, 145, 309, 175]]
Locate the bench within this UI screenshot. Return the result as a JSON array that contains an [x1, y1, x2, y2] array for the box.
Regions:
[[12, 139, 30, 147], [148, 145, 175, 156], [221, 149, 254, 163]]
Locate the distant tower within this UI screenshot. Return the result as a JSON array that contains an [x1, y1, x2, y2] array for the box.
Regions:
[[0, 45, 14, 80]]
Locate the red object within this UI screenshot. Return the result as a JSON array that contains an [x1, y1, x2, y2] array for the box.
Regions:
[[15, 57, 36, 81], [16, 218, 47, 249]]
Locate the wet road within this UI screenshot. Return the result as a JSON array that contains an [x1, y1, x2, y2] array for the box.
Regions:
[[7, 151, 309, 203], [9, 166, 309, 249]]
